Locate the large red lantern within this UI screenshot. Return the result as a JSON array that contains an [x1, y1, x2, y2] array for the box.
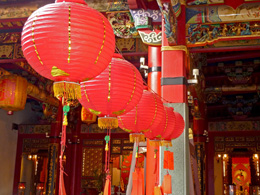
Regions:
[[118, 90, 164, 142], [79, 53, 144, 129], [22, 0, 115, 100], [0, 75, 28, 113]]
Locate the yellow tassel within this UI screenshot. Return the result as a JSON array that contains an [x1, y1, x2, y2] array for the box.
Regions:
[[129, 134, 146, 143], [149, 140, 160, 147], [160, 140, 172, 147], [105, 143, 109, 151], [53, 81, 81, 100], [154, 153, 157, 159], [98, 117, 118, 129], [135, 151, 138, 158], [154, 186, 162, 195], [63, 115, 68, 126]]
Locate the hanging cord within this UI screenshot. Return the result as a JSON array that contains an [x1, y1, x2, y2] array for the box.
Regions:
[[104, 127, 111, 174], [108, 127, 111, 173], [135, 137, 139, 169], [166, 146, 169, 175], [154, 148, 159, 186], [59, 94, 70, 195]]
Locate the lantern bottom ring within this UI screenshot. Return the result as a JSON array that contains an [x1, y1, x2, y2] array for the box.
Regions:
[[53, 81, 81, 100], [98, 116, 118, 129]]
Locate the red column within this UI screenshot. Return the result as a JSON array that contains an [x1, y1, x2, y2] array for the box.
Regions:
[[193, 117, 207, 195], [148, 46, 162, 96], [193, 118, 206, 142], [66, 107, 82, 195], [146, 46, 162, 195], [161, 7, 187, 103], [160, 2, 190, 194]]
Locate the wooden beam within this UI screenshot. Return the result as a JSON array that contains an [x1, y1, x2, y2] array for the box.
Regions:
[[189, 46, 260, 53]]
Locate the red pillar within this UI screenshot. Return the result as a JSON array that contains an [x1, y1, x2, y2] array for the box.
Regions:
[[148, 46, 161, 96], [193, 117, 207, 195], [161, 6, 187, 103], [160, 2, 190, 194], [146, 46, 162, 195], [66, 107, 82, 195]]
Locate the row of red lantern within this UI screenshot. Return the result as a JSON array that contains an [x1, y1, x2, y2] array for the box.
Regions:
[[20, 0, 184, 142], [78, 53, 184, 142]]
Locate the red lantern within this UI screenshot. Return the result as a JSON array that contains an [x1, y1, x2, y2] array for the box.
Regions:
[[79, 54, 143, 129], [0, 75, 28, 112], [22, 0, 115, 100], [118, 90, 164, 142], [144, 106, 184, 146], [170, 111, 184, 139]]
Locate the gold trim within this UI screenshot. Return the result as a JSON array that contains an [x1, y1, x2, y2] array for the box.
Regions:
[[180, 0, 186, 5], [161, 45, 188, 53], [32, 16, 43, 65], [186, 32, 260, 47], [68, 5, 71, 63], [149, 93, 158, 127], [89, 108, 101, 115], [112, 109, 125, 115], [51, 66, 69, 77], [83, 84, 90, 102], [163, 106, 168, 134], [127, 66, 137, 105], [108, 62, 111, 102], [95, 13, 106, 64]]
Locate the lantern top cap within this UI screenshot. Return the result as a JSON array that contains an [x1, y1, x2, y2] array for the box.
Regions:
[[112, 53, 123, 59], [55, 0, 87, 5]]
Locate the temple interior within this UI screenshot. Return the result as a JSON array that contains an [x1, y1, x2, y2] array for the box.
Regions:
[[1, 0, 260, 195]]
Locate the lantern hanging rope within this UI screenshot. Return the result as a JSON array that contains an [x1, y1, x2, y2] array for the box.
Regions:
[[79, 53, 144, 129], [22, 0, 115, 101]]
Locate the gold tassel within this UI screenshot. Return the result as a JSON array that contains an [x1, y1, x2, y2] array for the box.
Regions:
[[135, 151, 138, 158], [129, 134, 146, 143], [105, 143, 109, 151], [53, 81, 81, 100], [149, 140, 160, 147], [160, 140, 172, 147], [154, 186, 162, 195], [98, 117, 118, 129], [63, 115, 68, 126]]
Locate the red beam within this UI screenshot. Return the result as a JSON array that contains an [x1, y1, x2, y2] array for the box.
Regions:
[[0, 58, 27, 64], [122, 52, 148, 57], [207, 51, 260, 63], [189, 46, 260, 53]]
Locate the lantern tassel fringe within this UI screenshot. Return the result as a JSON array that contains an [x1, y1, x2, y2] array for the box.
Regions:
[[98, 117, 118, 129], [129, 134, 146, 143], [53, 82, 81, 100], [160, 140, 172, 147]]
